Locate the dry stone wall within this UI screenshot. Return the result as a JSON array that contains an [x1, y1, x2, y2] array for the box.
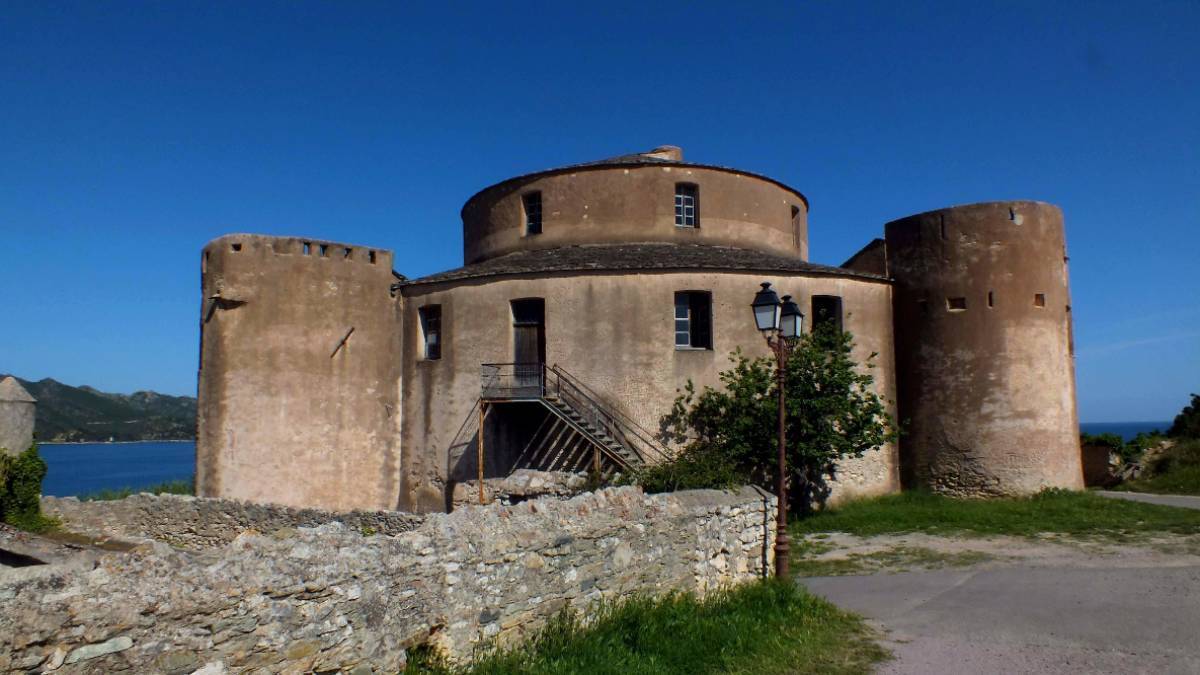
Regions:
[[2, 486, 774, 673], [41, 494, 426, 550]]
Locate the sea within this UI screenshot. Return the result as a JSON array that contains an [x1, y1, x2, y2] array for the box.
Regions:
[[38, 441, 196, 498], [35, 422, 1173, 497]]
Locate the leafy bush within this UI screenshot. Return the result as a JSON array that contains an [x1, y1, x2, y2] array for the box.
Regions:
[[1118, 439, 1200, 495], [646, 326, 896, 513], [0, 444, 55, 532], [1169, 393, 1200, 439]]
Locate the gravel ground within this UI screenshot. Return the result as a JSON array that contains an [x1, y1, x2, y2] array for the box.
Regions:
[[799, 534, 1200, 674]]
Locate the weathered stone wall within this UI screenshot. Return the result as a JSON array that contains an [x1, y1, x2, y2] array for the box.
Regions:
[[40, 494, 426, 550], [0, 401, 35, 457], [399, 269, 899, 512], [1, 486, 774, 673], [461, 148, 811, 264], [196, 234, 403, 511], [886, 201, 1083, 496]]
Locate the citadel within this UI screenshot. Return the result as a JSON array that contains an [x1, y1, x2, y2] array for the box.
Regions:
[[197, 145, 1083, 512]]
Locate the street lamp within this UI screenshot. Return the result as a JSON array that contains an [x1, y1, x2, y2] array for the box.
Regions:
[[750, 282, 804, 578]]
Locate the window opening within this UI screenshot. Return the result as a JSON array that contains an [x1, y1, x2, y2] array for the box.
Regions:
[[368, 251, 377, 264], [302, 242, 312, 255], [523, 192, 542, 235], [791, 205, 802, 248], [319, 244, 329, 257], [947, 297, 967, 311], [231, 243, 242, 252], [419, 305, 442, 360], [1034, 293, 1046, 307], [675, 184, 698, 227], [811, 295, 843, 333], [988, 291, 995, 308], [674, 291, 712, 349]]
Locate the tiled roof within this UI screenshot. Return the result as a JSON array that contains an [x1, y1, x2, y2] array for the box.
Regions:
[[403, 243, 889, 287]]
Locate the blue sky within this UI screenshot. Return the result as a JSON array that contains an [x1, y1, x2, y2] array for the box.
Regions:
[[1, 1, 1196, 422]]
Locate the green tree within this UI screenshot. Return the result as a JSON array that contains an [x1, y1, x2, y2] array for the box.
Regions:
[[1169, 393, 1200, 439], [0, 444, 52, 532], [646, 325, 897, 513]]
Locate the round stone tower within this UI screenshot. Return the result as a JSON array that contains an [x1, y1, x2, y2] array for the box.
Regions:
[[885, 201, 1082, 496]]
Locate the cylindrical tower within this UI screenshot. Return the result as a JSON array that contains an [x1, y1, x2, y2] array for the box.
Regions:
[[460, 145, 810, 264], [886, 201, 1082, 496]]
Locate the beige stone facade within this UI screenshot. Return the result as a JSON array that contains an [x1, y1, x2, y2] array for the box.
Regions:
[[196, 145, 1082, 511]]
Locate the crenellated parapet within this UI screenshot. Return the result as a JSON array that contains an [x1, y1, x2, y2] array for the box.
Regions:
[[197, 234, 404, 510]]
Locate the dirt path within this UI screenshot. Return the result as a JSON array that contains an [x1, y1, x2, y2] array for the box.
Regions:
[[797, 533, 1200, 674], [1096, 490, 1200, 510]]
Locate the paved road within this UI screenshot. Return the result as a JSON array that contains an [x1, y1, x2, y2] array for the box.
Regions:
[[1096, 490, 1200, 510], [802, 564, 1200, 674]]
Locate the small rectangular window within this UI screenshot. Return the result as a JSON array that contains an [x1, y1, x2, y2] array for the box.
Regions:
[[988, 291, 995, 308], [523, 192, 542, 235], [791, 205, 802, 248], [368, 251, 377, 264], [1034, 293, 1046, 307], [674, 291, 712, 349], [675, 184, 699, 228], [319, 244, 329, 257], [947, 297, 967, 311], [812, 295, 843, 333], [302, 242, 312, 255], [419, 305, 442, 360]]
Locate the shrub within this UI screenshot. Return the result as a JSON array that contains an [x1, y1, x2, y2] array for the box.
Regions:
[[79, 478, 194, 501], [0, 444, 55, 532], [648, 326, 896, 513], [1169, 393, 1200, 439]]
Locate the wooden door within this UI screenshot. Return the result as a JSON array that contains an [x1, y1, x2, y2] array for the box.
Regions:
[[511, 298, 545, 394]]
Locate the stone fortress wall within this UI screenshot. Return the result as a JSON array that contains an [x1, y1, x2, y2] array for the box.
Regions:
[[41, 493, 426, 550], [885, 201, 1083, 495], [399, 269, 898, 512], [196, 235, 403, 511], [0, 377, 36, 456], [461, 146, 811, 264], [194, 146, 1083, 512], [1, 487, 774, 673]]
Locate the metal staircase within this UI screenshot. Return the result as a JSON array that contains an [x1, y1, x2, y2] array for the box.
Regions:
[[480, 362, 670, 475]]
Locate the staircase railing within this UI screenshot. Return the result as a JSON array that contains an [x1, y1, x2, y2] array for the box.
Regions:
[[479, 362, 672, 470], [545, 364, 672, 467]]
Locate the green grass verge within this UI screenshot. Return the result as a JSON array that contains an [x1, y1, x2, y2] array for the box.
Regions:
[[1117, 439, 1200, 496], [791, 540, 991, 577], [406, 579, 887, 675], [79, 478, 194, 501], [792, 488, 1200, 540]]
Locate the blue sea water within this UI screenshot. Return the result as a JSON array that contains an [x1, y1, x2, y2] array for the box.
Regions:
[[38, 441, 195, 497], [1079, 421, 1172, 441]]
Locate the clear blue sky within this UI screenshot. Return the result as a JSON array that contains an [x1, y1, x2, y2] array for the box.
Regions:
[[1, 1, 1196, 422]]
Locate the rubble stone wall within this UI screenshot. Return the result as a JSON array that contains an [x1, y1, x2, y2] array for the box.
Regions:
[[41, 494, 426, 550], [2, 486, 774, 673]]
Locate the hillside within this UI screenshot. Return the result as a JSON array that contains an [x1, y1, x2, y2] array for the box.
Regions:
[[1, 375, 196, 443]]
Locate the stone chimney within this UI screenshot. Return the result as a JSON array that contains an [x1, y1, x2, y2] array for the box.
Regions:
[[641, 145, 683, 162], [0, 377, 37, 455]]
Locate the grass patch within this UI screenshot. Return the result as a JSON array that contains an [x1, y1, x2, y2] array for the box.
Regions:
[[80, 478, 194, 501], [792, 541, 991, 577], [792, 489, 1200, 540], [1117, 439, 1200, 496], [405, 579, 887, 675]]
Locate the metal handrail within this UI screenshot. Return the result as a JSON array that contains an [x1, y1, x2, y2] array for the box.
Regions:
[[477, 362, 672, 468], [545, 364, 672, 465]]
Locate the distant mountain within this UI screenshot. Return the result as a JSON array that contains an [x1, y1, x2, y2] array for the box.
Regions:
[[1, 375, 196, 443]]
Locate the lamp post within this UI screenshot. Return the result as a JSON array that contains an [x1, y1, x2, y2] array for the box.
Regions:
[[751, 282, 804, 578]]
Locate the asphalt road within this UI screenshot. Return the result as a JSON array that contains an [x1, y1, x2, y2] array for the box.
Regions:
[[1095, 490, 1200, 511], [803, 564, 1200, 674]]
